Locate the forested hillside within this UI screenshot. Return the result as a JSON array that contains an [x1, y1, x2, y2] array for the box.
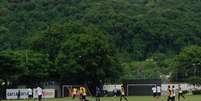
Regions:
[[0, 0, 201, 85]]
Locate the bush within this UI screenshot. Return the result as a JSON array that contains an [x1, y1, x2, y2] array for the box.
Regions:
[[192, 90, 201, 95]]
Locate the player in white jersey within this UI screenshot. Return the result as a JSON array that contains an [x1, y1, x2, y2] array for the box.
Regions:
[[152, 86, 157, 98], [36, 86, 43, 101], [156, 86, 161, 101], [172, 85, 176, 101], [27, 88, 32, 100], [113, 85, 118, 97]]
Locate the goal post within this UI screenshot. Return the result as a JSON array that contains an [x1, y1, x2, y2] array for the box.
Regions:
[[125, 79, 161, 96], [127, 84, 157, 96]]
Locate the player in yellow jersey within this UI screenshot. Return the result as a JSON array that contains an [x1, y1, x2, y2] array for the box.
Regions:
[[72, 88, 77, 99], [79, 87, 84, 101], [178, 84, 185, 101], [167, 85, 173, 101], [79, 87, 88, 101], [120, 85, 128, 101]]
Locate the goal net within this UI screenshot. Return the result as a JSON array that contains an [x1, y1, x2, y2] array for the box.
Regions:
[[127, 84, 157, 96]]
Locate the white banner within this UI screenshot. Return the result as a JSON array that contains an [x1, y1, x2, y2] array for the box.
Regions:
[[103, 84, 121, 92], [161, 83, 201, 91], [6, 89, 29, 99], [33, 89, 55, 98]]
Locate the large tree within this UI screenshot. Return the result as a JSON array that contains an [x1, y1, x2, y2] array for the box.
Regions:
[[56, 33, 122, 83], [0, 50, 51, 86], [173, 45, 201, 84], [0, 50, 25, 85], [18, 50, 51, 85]]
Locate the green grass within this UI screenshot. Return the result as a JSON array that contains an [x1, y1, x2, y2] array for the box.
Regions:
[[3, 96, 201, 101]]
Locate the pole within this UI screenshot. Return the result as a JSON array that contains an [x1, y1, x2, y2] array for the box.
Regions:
[[193, 64, 196, 77]]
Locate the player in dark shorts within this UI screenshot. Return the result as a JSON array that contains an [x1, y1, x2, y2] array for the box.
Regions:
[[96, 86, 101, 101], [178, 84, 185, 101], [167, 85, 173, 101], [36, 86, 43, 101], [172, 85, 176, 101], [156, 86, 161, 101], [120, 85, 128, 101], [79, 87, 89, 101], [28, 88, 32, 100], [113, 85, 118, 97], [17, 90, 20, 100], [79, 87, 84, 101], [152, 86, 157, 98]]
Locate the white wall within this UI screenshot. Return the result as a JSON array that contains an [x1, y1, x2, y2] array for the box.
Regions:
[[103, 84, 121, 92]]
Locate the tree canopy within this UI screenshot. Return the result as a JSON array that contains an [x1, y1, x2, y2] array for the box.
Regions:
[[173, 45, 201, 85], [0, 0, 201, 85]]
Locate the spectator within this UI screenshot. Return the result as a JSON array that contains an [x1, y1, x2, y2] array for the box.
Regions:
[[17, 90, 20, 100]]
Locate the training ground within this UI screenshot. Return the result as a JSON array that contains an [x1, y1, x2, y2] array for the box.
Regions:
[[2, 96, 201, 101]]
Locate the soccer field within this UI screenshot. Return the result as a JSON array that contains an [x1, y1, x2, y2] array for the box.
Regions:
[[2, 96, 201, 101]]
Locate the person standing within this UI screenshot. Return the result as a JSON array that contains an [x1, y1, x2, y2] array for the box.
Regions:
[[17, 90, 20, 100], [157, 86, 161, 101], [28, 88, 32, 100], [82, 87, 88, 101], [178, 84, 185, 101], [72, 88, 77, 99], [120, 85, 128, 101], [172, 85, 176, 101], [152, 86, 157, 98], [79, 87, 88, 101], [79, 87, 83, 101], [113, 85, 118, 97], [96, 86, 101, 101], [167, 85, 173, 101], [36, 86, 43, 101]]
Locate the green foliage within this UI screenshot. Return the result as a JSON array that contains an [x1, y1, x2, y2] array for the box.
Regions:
[[187, 76, 201, 86], [122, 60, 160, 80], [173, 45, 201, 83], [56, 33, 122, 83], [0, 50, 51, 85], [19, 50, 51, 83], [31, 23, 65, 60], [0, 50, 25, 81], [0, 0, 201, 84], [1, 0, 201, 58]]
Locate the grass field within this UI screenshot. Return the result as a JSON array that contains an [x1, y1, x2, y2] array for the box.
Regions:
[[2, 96, 201, 101]]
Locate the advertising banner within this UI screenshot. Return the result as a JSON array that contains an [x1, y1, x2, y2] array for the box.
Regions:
[[6, 89, 29, 99], [33, 89, 55, 98], [7, 89, 55, 99]]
